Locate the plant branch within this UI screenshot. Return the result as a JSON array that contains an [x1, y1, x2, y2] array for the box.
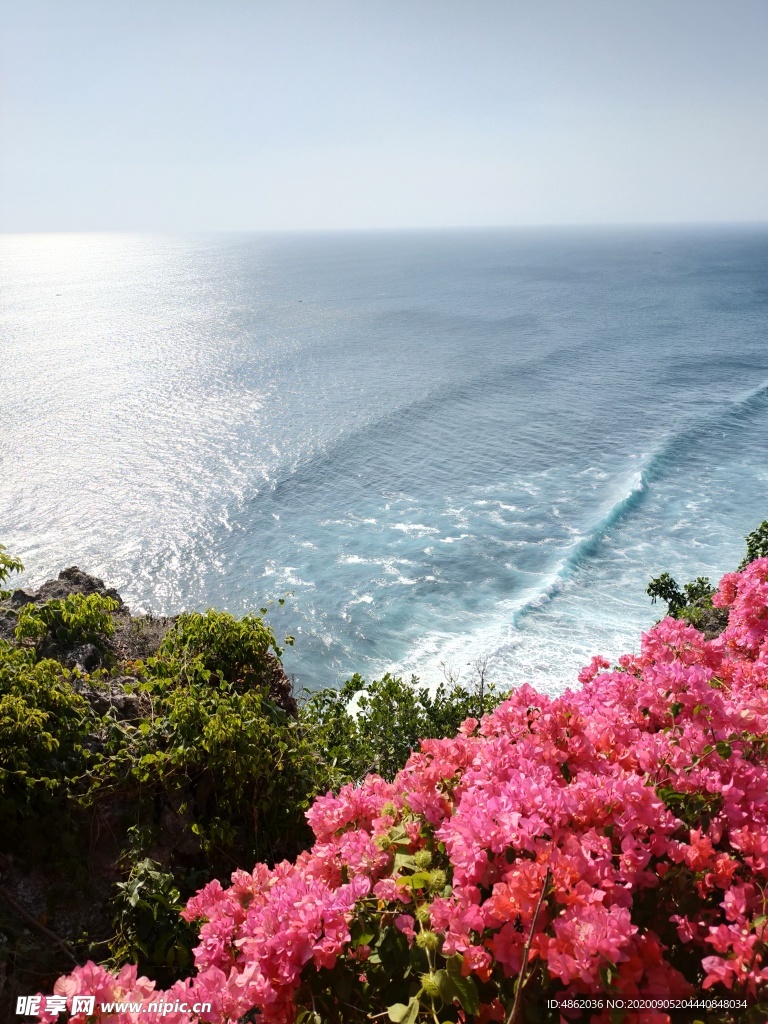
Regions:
[[506, 868, 551, 1024], [0, 885, 78, 963]]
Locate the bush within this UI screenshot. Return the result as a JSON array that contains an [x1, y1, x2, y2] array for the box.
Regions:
[[154, 608, 287, 685], [109, 854, 199, 983], [0, 598, 319, 1000], [740, 519, 768, 568], [0, 545, 23, 599], [15, 592, 119, 649], [646, 572, 716, 624], [301, 671, 503, 785], [0, 641, 93, 800], [53, 557, 768, 1023], [98, 670, 317, 866]]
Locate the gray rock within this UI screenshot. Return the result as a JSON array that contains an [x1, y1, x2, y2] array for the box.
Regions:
[[73, 675, 149, 720], [64, 642, 102, 672], [35, 566, 124, 607]]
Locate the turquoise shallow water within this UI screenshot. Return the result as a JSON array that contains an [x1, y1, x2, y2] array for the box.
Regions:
[[2, 227, 767, 694]]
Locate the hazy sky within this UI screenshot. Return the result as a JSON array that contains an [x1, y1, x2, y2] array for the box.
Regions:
[[1, 0, 767, 231]]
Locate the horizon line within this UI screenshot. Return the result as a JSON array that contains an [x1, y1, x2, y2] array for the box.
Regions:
[[2, 219, 768, 237]]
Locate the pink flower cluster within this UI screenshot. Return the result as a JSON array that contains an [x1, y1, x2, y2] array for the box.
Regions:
[[48, 558, 768, 1022]]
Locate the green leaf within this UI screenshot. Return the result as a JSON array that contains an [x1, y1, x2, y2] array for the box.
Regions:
[[716, 740, 732, 759], [436, 968, 459, 1004], [445, 955, 479, 1014], [393, 851, 416, 873], [387, 998, 420, 1023], [408, 871, 433, 889]]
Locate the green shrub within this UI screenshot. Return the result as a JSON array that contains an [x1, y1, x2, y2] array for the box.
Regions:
[[15, 592, 119, 649], [109, 855, 198, 983], [0, 600, 323, 994], [114, 675, 316, 861], [151, 608, 286, 687], [646, 571, 685, 616], [740, 519, 768, 568], [0, 545, 23, 599], [93, 609, 318, 867], [0, 641, 94, 799], [300, 671, 503, 785]]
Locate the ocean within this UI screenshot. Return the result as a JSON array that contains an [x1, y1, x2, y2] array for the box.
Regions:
[[2, 226, 767, 695]]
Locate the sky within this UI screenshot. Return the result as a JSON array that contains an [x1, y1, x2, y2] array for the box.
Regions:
[[1, 0, 767, 232]]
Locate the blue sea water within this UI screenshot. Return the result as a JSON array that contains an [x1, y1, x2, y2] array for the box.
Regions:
[[1, 227, 767, 695]]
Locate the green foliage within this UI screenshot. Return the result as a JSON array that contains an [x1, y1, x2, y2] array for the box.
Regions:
[[109, 855, 198, 983], [647, 571, 685, 616], [15, 592, 118, 649], [0, 544, 23, 598], [301, 671, 503, 784], [0, 596, 321, 995], [0, 641, 94, 799], [741, 519, 768, 568], [647, 572, 717, 629], [682, 575, 715, 605], [100, 677, 317, 865], [156, 608, 285, 682], [677, 577, 718, 629]]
